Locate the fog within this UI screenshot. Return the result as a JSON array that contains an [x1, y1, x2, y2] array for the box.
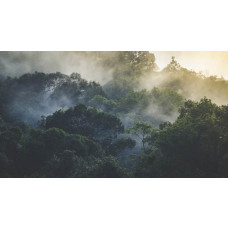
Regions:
[[0, 52, 115, 84], [2, 51, 228, 82], [1, 51, 228, 126], [154, 51, 228, 78]]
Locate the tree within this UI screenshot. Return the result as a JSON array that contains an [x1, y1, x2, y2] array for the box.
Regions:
[[90, 156, 128, 178], [43, 104, 124, 140], [106, 137, 136, 156], [0, 72, 107, 124], [103, 51, 158, 99], [89, 95, 117, 112], [146, 98, 228, 177], [126, 122, 152, 152], [134, 151, 160, 177], [19, 127, 105, 177]]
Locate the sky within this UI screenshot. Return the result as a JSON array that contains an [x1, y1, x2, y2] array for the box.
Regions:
[[154, 51, 228, 78], [1, 51, 228, 80]]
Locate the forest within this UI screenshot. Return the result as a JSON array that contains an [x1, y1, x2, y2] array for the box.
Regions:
[[1, 51, 228, 177]]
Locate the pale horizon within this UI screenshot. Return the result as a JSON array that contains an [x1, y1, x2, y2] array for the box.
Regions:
[[154, 51, 228, 78]]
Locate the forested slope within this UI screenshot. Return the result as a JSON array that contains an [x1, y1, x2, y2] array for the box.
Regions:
[[1, 51, 228, 177]]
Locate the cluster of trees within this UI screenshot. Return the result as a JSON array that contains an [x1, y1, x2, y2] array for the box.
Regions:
[[0, 108, 134, 177], [103, 51, 158, 99], [1, 51, 228, 177], [143, 56, 228, 105], [135, 98, 228, 177], [89, 88, 184, 128], [0, 72, 105, 124]]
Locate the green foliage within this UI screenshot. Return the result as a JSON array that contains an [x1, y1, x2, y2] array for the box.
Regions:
[[159, 121, 172, 130], [143, 98, 228, 177], [89, 156, 128, 178], [107, 137, 136, 156], [1, 53, 228, 178], [114, 88, 184, 127], [127, 122, 152, 139], [103, 51, 157, 99], [43, 104, 124, 140], [19, 128, 105, 177], [134, 151, 160, 177], [0, 72, 106, 124], [112, 51, 157, 78], [126, 122, 152, 152], [89, 95, 117, 112], [118, 88, 183, 113], [159, 57, 228, 104]]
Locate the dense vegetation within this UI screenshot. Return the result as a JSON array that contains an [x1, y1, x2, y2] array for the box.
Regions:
[[1, 51, 228, 177]]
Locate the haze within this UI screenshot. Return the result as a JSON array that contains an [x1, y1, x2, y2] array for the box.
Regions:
[[154, 51, 228, 78], [1, 51, 228, 81]]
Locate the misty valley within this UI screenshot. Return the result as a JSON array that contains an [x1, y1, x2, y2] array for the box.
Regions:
[[1, 51, 228, 177]]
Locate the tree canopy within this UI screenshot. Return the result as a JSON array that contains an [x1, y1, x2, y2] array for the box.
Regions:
[[1, 52, 228, 177]]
